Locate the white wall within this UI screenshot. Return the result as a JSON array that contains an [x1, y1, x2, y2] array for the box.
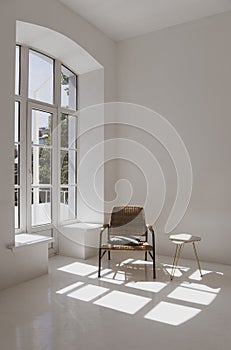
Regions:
[[116, 11, 231, 265], [77, 69, 104, 224], [0, 0, 116, 290]]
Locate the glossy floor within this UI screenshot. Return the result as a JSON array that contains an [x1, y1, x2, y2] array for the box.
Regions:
[[0, 253, 230, 350]]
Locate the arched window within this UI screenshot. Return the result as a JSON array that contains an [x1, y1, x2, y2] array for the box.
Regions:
[[14, 45, 78, 237]]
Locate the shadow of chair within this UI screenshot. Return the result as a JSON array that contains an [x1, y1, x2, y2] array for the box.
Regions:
[[98, 206, 156, 279]]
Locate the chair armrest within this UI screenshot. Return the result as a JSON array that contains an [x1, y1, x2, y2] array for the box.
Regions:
[[102, 224, 109, 230], [99, 224, 109, 247], [146, 224, 155, 245], [146, 224, 154, 232], [100, 224, 109, 234]]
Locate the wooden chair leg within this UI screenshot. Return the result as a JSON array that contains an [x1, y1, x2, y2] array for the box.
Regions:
[[108, 251, 111, 260], [98, 248, 102, 278], [152, 245, 156, 279], [153, 255, 156, 279]]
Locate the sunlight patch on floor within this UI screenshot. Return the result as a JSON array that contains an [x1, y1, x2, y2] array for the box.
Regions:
[[88, 268, 112, 279], [94, 290, 151, 314], [189, 269, 223, 281], [144, 301, 201, 326], [125, 281, 167, 293], [58, 262, 98, 276], [132, 259, 153, 265], [167, 286, 216, 305], [56, 281, 84, 295], [68, 284, 109, 302], [118, 258, 135, 266], [98, 271, 129, 285], [180, 282, 221, 294], [162, 263, 190, 277]]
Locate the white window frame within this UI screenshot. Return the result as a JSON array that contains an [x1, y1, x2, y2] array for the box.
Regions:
[[14, 44, 79, 237], [58, 111, 78, 224], [27, 102, 57, 233]]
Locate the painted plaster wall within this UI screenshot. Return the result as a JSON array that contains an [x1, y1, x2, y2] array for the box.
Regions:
[[116, 12, 231, 264]]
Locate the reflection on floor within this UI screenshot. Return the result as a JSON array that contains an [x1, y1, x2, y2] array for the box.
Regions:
[[0, 253, 230, 350]]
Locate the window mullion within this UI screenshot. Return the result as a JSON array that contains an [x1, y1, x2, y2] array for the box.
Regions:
[[55, 60, 61, 107], [20, 46, 29, 100], [55, 60, 62, 226], [20, 46, 29, 233], [26, 102, 33, 233], [52, 108, 59, 228]]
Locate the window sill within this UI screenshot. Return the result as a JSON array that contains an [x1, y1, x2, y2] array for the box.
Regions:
[[8, 234, 54, 252], [58, 222, 102, 229]]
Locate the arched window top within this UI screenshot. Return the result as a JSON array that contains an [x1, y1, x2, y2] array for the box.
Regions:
[[16, 21, 103, 75]]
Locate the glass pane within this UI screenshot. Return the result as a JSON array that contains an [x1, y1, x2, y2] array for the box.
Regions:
[[31, 188, 51, 226], [14, 188, 20, 229], [61, 65, 77, 110], [15, 45, 20, 95], [32, 147, 51, 185], [14, 101, 20, 143], [28, 50, 54, 104], [61, 114, 77, 149], [60, 150, 77, 185], [14, 144, 20, 185], [31, 109, 52, 145], [60, 186, 76, 221]]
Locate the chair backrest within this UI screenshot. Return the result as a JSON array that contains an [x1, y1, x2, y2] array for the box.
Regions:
[[109, 206, 147, 236]]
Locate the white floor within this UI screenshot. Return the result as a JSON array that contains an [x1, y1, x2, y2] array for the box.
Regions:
[[0, 252, 231, 350]]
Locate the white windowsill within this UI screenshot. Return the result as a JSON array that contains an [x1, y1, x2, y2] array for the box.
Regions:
[[58, 222, 102, 230], [8, 234, 54, 252]]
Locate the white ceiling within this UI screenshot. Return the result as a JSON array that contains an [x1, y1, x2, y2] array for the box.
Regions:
[[60, 0, 231, 41]]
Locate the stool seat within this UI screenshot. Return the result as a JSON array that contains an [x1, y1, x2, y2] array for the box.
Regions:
[[169, 233, 202, 280], [169, 233, 201, 244]]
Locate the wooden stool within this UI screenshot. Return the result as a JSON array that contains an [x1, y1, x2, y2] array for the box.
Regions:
[[169, 233, 202, 280]]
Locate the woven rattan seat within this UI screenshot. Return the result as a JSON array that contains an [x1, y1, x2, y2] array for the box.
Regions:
[[101, 243, 153, 250]]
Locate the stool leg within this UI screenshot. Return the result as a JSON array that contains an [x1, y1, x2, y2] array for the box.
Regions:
[[171, 244, 179, 280], [170, 244, 183, 281], [192, 242, 202, 277], [176, 244, 183, 266]]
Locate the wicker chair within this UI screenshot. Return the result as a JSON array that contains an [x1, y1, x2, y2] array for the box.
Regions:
[[98, 206, 156, 279]]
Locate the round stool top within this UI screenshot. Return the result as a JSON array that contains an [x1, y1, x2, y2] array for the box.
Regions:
[[169, 233, 201, 243]]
